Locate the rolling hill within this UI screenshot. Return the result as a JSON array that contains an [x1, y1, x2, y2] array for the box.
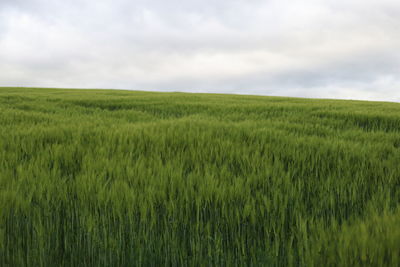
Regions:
[[1, 87, 399, 266]]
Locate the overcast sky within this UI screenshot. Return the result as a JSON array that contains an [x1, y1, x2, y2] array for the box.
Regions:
[[1, 0, 399, 101]]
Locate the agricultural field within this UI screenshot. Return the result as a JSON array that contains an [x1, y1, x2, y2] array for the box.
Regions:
[[0, 87, 399, 266]]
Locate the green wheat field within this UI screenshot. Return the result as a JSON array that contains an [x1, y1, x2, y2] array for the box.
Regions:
[[0, 87, 399, 266]]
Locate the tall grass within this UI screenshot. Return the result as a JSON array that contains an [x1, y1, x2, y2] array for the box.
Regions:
[[0, 87, 399, 266]]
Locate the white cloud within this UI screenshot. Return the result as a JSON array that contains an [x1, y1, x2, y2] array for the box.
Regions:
[[0, 0, 399, 101]]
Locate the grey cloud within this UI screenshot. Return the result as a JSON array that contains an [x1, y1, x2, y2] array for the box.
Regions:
[[0, 0, 399, 101]]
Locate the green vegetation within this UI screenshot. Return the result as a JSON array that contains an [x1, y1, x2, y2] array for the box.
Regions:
[[0, 87, 399, 266]]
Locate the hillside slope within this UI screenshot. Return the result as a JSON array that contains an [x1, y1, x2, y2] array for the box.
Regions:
[[1, 87, 399, 266]]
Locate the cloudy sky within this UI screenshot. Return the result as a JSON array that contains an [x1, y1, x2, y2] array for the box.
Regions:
[[1, 0, 399, 101]]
